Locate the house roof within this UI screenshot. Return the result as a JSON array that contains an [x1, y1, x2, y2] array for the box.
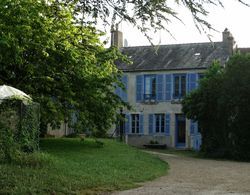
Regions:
[[117, 42, 230, 72], [238, 48, 250, 54]]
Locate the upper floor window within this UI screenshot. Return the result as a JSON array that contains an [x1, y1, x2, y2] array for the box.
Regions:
[[131, 114, 139, 133], [174, 74, 186, 99], [144, 75, 156, 100], [155, 114, 165, 133]]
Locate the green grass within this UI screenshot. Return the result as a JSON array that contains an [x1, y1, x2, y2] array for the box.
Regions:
[[0, 138, 168, 194]]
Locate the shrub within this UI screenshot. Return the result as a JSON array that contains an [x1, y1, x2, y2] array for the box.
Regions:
[[149, 140, 159, 144], [182, 54, 250, 161]]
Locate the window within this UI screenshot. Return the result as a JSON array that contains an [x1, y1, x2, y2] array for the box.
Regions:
[[155, 114, 165, 133], [174, 74, 186, 98], [131, 114, 139, 133], [144, 75, 156, 100]]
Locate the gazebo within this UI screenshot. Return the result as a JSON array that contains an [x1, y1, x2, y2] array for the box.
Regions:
[[0, 85, 40, 153], [0, 85, 32, 103]]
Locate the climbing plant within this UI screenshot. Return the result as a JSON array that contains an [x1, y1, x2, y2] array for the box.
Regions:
[[0, 99, 40, 162]]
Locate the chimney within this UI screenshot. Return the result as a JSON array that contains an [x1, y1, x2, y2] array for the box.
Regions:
[[111, 24, 123, 48], [222, 28, 235, 55]]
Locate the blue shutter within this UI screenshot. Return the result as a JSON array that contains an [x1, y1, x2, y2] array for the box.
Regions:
[[190, 120, 195, 135], [115, 84, 121, 97], [121, 75, 128, 102], [193, 133, 202, 151], [165, 113, 170, 135], [125, 114, 130, 134], [139, 114, 144, 134], [156, 74, 164, 101], [148, 114, 154, 134], [188, 73, 197, 93], [165, 74, 172, 101], [136, 75, 143, 102]]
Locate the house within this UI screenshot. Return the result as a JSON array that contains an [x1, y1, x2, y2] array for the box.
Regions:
[[113, 28, 236, 150]]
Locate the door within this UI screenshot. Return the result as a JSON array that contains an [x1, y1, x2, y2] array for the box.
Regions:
[[176, 114, 186, 148]]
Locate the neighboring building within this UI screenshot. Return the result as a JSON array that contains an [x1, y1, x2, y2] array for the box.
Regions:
[[47, 123, 74, 137], [238, 47, 250, 54], [113, 28, 236, 150]]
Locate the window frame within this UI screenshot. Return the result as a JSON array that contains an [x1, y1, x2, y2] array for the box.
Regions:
[[155, 114, 165, 133], [173, 74, 186, 99], [144, 74, 156, 100], [131, 114, 140, 134]]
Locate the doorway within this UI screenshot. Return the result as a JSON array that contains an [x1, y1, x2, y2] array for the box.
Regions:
[[175, 114, 186, 148]]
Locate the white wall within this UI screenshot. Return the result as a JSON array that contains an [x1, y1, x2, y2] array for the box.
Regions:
[[123, 69, 204, 149]]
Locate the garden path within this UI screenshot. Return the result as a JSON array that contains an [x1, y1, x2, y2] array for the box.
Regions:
[[113, 151, 250, 195]]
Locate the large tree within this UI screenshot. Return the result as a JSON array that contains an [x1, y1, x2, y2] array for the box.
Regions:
[[0, 0, 126, 135], [0, 0, 249, 136], [182, 54, 250, 160]]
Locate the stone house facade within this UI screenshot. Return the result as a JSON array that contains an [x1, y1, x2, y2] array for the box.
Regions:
[[114, 28, 235, 150]]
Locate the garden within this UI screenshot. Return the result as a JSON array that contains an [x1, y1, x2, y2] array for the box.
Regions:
[[0, 138, 168, 194]]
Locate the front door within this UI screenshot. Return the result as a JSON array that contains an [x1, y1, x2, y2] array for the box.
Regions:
[[176, 114, 186, 148]]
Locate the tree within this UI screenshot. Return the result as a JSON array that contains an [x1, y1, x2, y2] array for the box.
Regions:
[[0, 0, 126, 135], [0, 0, 249, 137], [70, 0, 250, 42], [182, 54, 250, 160]]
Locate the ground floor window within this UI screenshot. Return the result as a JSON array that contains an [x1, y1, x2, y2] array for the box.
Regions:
[[155, 114, 165, 133], [131, 114, 140, 133]]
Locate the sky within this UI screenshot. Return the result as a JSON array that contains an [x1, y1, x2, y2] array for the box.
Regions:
[[100, 0, 250, 48]]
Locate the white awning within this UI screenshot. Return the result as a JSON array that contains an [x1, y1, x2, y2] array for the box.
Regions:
[[0, 85, 32, 104]]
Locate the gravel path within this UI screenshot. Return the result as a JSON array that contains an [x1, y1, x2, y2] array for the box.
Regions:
[[113, 151, 250, 195]]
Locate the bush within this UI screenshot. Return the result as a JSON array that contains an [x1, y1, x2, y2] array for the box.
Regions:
[[149, 140, 159, 144]]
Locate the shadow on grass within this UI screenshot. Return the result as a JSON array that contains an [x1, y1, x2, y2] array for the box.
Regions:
[[143, 148, 201, 158]]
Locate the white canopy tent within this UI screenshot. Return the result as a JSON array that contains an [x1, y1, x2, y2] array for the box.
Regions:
[[0, 85, 32, 104]]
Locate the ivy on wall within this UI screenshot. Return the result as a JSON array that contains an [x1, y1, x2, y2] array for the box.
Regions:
[[0, 99, 40, 162]]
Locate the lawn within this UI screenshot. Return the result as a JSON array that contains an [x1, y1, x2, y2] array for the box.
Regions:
[[0, 138, 168, 194]]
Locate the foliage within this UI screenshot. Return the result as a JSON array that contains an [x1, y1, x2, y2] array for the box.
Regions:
[[18, 102, 40, 153], [149, 140, 159, 144], [0, 138, 168, 194], [0, 99, 40, 162], [0, 121, 19, 163], [70, 0, 249, 42], [182, 54, 250, 160], [1, 0, 247, 138], [0, 0, 127, 136]]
